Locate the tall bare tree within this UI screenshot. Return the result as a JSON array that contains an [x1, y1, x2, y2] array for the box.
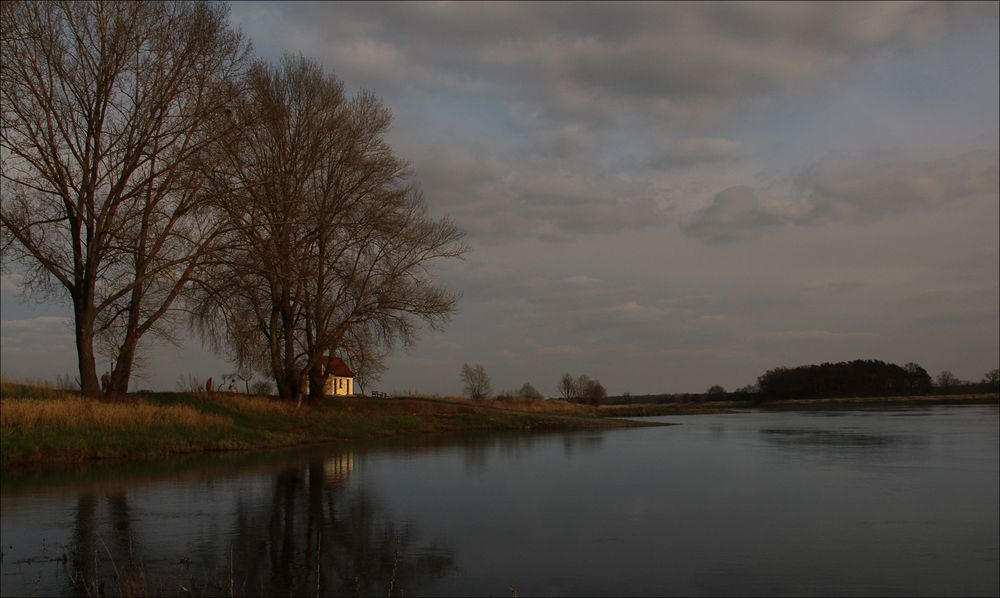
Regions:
[[1, 1, 247, 396], [460, 363, 492, 400], [192, 55, 466, 402], [557, 373, 576, 401]]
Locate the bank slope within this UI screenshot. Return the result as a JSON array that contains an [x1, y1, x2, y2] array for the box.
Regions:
[[0, 389, 654, 466]]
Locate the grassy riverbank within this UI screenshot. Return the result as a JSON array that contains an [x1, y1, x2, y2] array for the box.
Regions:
[[596, 392, 1000, 417], [0, 380, 650, 467]]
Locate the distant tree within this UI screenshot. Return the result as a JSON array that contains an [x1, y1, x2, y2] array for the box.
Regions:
[[461, 363, 492, 399], [983, 369, 1000, 390], [580, 378, 607, 404], [706, 385, 726, 396], [903, 362, 932, 393], [935, 370, 959, 393], [757, 359, 923, 400], [518, 383, 544, 400], [558, 373, 576, 401]]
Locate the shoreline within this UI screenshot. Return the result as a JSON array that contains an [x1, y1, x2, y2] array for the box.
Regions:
[[0, 389, 663, 469], [596, 392, 999, 417], [3, 386, 995, 469]]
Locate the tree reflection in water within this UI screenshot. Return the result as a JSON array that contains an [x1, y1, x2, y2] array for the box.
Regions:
[[230, 454, 454, 596], [66, 452, 454, 597], [69, 491, 139, 594]]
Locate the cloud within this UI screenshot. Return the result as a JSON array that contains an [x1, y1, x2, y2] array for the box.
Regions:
[[655, 137, 752, 168], [794, 148, 999, 219], [683, 186, 803, 243], [229, 2, 997, 249], [410, 140, 672, 243], [684, 147, 999, 243], [232, 2, 995, 127]]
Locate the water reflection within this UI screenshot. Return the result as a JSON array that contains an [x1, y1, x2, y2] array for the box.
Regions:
[[759, 427, 929, 449], [222, 455, 453, 597], [3, 408, 996, 597], [42, 451, 455, 596], [382, 432, 604, 474], [69, 491, 138, 592]]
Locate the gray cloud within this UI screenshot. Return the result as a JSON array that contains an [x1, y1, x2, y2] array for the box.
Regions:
[[654, 137, 753, 168], [685, 147, 999, 243], [232, 2, 993, 127], [408, 140, 672, 243], [683, 186, 799, 243], [795, 148, 999, 219]]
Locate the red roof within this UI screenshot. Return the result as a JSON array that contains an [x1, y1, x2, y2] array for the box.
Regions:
[[322, 355, 354, 377]]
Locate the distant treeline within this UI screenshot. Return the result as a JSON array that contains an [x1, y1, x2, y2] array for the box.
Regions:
[[606, 360, 1000, 404], [757, 360, 932, 400]]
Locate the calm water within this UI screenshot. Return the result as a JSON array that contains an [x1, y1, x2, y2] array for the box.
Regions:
[[1, 404, 997, 596]]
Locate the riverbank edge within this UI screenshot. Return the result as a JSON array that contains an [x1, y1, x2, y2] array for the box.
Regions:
[[596, 392, 1000, 417], [0, 390, 666, 468]]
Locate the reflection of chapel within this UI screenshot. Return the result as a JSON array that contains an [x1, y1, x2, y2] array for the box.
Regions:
[[324, 453, 354, 485], [322, 355, 355, 397]]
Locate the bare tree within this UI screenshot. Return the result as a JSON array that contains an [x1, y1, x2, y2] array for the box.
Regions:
[[191, 55, 466, 403], [574, 375, 593, 401], [576, 375, 607, 405], [557, 373, 576, 401], [1, 1, 247, 397], [982, 368, 1000, 389], [461, 363, 492, 400], [558, 372, 606, 404], [936, 370, 957, 392]]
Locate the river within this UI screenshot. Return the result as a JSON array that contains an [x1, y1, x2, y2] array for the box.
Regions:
[[1, 404, 997, 596]]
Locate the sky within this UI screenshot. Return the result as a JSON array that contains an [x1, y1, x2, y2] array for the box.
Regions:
[[2, 1, 998, 396]]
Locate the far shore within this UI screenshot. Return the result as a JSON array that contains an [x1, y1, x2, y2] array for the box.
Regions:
[[596, 392, 1000, 417]]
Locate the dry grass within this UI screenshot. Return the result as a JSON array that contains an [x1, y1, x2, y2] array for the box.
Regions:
[[0, 396, 230, 431], [490, 396, 595, 415], [0, 375, 70, 400], [209, 392, 299, 416], [1, 380, 651, 467]]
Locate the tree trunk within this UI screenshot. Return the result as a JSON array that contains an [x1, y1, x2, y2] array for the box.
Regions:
[[307, 364, 325, 404], [73, 304, 101, 397], [108, 335, 139, 399]]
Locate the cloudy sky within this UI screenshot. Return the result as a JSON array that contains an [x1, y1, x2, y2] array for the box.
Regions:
[[2, 1, 998, 395]]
